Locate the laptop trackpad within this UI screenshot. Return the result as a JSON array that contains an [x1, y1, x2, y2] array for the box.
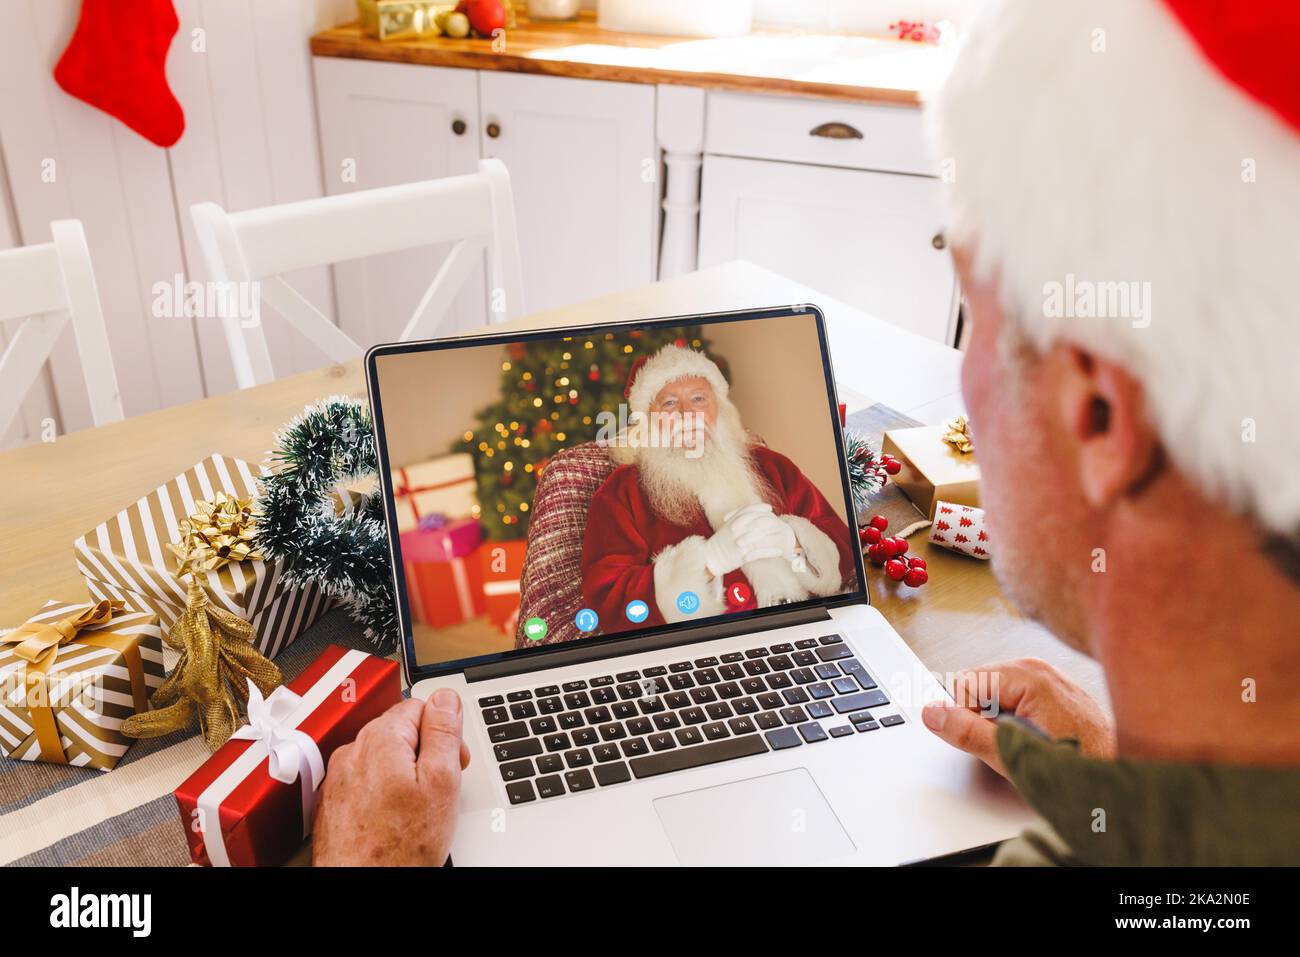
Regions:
[[653, 768, 856, 866]]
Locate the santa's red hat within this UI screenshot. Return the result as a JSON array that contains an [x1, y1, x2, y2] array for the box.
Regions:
[[624, 345, 729, 415], [927, 0, 1300, 538]]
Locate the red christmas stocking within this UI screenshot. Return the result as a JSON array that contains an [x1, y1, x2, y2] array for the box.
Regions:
[[53, 0, 185, 147]]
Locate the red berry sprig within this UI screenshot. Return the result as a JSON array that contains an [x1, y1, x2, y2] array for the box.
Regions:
[[859, 513, 927, 588]]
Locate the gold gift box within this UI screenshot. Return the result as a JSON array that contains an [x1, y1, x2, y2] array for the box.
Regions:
[[358, 1, 445, 41], [881, 425, 980, 519], [0, 601, 164, 771]]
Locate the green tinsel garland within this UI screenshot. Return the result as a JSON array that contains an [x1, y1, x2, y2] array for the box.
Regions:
[[254, 396, 397, 649]]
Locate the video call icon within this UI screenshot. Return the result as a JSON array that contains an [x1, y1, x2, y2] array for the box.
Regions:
[[625, 600, 650, 624], [524, 617, 548, 641], [574, 608, 599, 632]]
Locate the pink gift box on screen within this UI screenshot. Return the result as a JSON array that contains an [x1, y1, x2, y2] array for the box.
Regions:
[[400, 517, 485, 627], [400, 516, 482, 563]]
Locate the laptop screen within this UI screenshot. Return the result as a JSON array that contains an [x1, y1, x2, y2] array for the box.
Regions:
[[368, 307, 865, 675]]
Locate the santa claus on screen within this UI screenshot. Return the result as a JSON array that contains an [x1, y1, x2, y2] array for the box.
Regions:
[[580, 345, 857, 631]]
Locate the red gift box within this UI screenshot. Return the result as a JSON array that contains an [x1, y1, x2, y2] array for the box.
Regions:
[[173, 644, 400, 867], [479, 538, 527, 636]]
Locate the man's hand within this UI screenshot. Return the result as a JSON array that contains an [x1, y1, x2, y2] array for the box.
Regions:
[[921, 658, 1114, 779], [313, 688, 470, 866]]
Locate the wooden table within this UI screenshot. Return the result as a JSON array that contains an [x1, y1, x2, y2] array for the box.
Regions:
[[0, 260, 1106, 705]]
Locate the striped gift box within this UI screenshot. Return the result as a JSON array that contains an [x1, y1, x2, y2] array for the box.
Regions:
[[0, 601, 165, 771], [73, 454, 332, 662]]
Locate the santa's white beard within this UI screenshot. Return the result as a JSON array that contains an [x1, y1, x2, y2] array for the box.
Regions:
[[632, 401, 769, 527]]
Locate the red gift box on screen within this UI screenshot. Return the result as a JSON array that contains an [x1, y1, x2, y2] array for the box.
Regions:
[[402, 518, 485, 627], [173, 645, 400, 867], [479, 538, 527, 636]]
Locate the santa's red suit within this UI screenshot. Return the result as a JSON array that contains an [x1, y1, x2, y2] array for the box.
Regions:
[[581, 445, 857, 633]]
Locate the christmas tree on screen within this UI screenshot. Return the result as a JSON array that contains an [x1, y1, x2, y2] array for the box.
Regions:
[[458, 325, 711, 540]]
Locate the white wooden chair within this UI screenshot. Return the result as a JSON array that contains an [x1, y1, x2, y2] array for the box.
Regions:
[[0, 220, 123, 438], [190, 158, 525, 388]]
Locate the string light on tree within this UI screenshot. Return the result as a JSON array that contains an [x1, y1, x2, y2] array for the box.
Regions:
[[459, 326, 713, 540]]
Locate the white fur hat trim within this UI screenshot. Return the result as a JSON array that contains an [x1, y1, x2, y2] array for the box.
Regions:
[[625, 345, 729, 415], [926, 0, 1300, 538]]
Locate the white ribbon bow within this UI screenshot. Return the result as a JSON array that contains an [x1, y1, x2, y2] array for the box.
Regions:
[[230, 680, 326, 836]]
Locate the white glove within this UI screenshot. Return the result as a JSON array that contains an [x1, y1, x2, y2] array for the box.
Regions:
[[704, 504, 772, 577], [731, 510, 798, 565]]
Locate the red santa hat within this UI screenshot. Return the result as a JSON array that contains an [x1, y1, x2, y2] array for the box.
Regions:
[[624, 344, 730, 415], [926, 0, 1300, 538]]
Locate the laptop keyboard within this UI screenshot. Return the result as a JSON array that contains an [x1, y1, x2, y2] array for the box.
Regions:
[[477, 634, 906, 805]]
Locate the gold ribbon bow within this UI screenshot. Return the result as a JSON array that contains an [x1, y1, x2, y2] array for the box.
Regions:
[[942, 415, 975, 455], [124, 491, 283, 750], [2, 600, 149, 764], [168, 492, 264, 578], [122, 581, 283, 751]]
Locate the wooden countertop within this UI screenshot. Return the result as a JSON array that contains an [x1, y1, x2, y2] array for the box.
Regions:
[[310, 13, 954, 106]]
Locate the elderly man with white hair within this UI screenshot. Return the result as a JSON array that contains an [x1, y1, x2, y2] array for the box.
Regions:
[[916, 0, 1300, 865], [311, 0, 1299, 866]]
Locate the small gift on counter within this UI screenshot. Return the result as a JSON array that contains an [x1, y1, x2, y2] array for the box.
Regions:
[[173, 644, 400, 867], [391, 452, 478, 533], [480, 538, 528, 637], [75, 454, 331, 661], [402, 514, 486, 627], [880, 422, 980, 519], [0, 600, 164, 770]]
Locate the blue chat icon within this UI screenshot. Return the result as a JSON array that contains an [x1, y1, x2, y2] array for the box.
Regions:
[[625, 600, 650, 624]]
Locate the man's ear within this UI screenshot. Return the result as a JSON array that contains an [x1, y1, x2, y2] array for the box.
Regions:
[[1052, 345, 1163, 509]]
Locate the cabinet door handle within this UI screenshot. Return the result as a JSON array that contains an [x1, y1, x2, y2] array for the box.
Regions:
[[809, 121, 863, 140], [486, 122, 501, 139], [932, 232, 946, 250], [451, 119, 467, 136]]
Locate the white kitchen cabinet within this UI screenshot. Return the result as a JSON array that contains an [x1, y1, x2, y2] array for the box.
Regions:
[[698, 91, 957, 344], [477, 72, 659, 313], [699, 154, 957, 344], [314, 57, 487, 342]]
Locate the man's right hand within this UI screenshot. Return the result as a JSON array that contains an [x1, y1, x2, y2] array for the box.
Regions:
[[313, 688, 470, 866], [921, 658, 1115, 779]]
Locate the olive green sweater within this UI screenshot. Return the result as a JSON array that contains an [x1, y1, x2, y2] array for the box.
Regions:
[[991, 719, 1300, 866]]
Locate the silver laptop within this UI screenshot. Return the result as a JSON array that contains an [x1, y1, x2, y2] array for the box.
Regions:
[[367, 305, 1033, 866]]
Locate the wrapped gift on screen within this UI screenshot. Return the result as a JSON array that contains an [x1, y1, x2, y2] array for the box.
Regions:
[[173, 644, 400, 867], [391, 452, 478, 532], [0, 599, 164, 771], [403, 514, 486, 627], [74, 454, 331, 662], [880, 423, 980, 520], [480, 538, 528, 636]]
